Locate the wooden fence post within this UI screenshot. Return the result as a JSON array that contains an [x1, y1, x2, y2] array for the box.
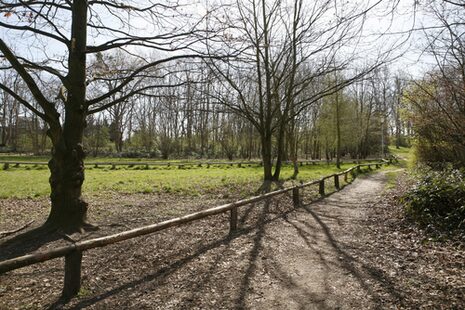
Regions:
[[111, 164, 116, 170], [292, 187, 300, 207], [230, 207, 238, 233], [344, 172, 348, 183], [3, 163, 9, 170], [357, 165, 361, 173], [334, 175, 340, 190], [62, 250, 82, 300], [238, 163, 242, 168], [368, 164, 372, 170], [319, 179, 325, 196]]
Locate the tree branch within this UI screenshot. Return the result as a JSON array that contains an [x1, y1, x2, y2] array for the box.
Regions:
[[87, 54, 219, 106], [0, 39, 60, 125], [0, 82, 47, 121]]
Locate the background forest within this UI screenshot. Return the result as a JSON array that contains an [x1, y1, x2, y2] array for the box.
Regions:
[[0, 63, 410, 162]]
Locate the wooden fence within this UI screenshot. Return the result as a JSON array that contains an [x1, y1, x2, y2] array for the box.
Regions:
[[0, 160, 390, 301], [1, 158, 387, 170]]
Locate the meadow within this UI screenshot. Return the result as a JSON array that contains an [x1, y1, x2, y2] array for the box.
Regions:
[[0, 160, 363, 199]]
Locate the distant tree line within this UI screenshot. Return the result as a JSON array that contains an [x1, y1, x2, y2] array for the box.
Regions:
[[0, 59, 411, 161]]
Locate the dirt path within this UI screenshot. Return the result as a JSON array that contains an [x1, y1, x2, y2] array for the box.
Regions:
[[243, 172, 389, 309]]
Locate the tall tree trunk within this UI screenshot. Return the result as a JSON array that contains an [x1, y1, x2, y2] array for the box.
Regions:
[[261, 132, 273, 181], [45, 0, 90, 232], [272, 121, 286, 181], [335, 91, 341, 169], [46, 139, 88, 232], [289, 130, 299, 179], [395, 110, 401, 149]]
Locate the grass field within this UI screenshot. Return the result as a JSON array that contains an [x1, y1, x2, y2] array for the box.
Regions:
[[0, 162, 362, 199], [388, 145, 415, 168]]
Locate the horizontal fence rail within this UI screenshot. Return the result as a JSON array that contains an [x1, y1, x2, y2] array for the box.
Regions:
[[1, 157, 390, 170], [0, 160, 391, 300]]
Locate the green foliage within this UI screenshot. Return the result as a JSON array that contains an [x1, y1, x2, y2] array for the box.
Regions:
[[403, 78, 465, 167], [401, 167, 465, 234], [388, 145, 415, 169], [83, 120, 110, 156], [315, 86, 386, 159], [317, 90, 359, 155]]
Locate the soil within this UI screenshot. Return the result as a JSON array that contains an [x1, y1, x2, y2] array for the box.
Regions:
[[0, 172, 464, 309]]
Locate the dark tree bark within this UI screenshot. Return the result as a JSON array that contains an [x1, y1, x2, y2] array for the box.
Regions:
[[45, 0, 89, 231], [0, 0, 209, 232], [261, 131, 273, 181]]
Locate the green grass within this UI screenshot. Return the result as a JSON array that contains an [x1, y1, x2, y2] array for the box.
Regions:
[[378, 145, 413, 191], [384, 171, 400, 190], [77, 287, 92, 298], [0, 169, 50, 198], [388, 145, 415, 168], [0, 162, 360, 199]]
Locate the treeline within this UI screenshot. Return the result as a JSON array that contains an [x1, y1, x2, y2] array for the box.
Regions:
[[0, 66, 411, 161], [0, 60, 411, 160]]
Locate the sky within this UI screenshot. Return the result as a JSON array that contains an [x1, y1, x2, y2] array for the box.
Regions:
[[0, 0, 442, 79]]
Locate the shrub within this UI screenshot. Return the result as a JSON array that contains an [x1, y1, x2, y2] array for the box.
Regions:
[[401, 167, 465, 234]]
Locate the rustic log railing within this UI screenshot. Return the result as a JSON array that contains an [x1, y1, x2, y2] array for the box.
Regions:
[[1, 157, 388, 170], [0, 161, 390, 300]]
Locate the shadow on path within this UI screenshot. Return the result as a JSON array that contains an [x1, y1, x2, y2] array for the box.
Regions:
[[0, 225, 63, 261]]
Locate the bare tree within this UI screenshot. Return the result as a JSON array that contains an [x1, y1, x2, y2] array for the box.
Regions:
[[0, 1, 208, 232], [207, 0, 395, 182]]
